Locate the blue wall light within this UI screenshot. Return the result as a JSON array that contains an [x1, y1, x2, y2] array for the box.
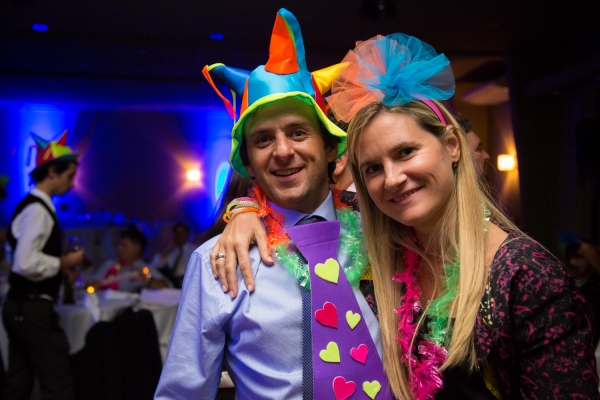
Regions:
[[209, 33, 224, 40], [32, 23, 48, 32]]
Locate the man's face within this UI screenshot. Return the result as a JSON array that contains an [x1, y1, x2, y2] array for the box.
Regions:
[[244, 98, 337, 213], [173, 226, 189, 247], [465, 131, 489, 177], [117, 237, 142, 264], [51, 163, 77, 196]]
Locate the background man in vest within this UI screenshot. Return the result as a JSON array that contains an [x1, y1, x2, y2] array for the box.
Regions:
[[3, 130, 84, 400]]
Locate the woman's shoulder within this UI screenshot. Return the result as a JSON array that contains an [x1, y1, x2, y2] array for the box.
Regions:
[[491, 231, 563, 274], [487, 230, 578, 303]]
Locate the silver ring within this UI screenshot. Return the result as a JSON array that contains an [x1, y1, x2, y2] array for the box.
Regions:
[[215, 253, 226, 259]]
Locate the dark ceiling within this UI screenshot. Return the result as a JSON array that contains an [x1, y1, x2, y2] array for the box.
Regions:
[[1, 0, 599, 108]]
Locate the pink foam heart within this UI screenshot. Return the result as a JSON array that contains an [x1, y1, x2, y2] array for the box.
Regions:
[[333, 376, 356, 400], [315, 301, 338, 328], [350, 343, 368, 364]]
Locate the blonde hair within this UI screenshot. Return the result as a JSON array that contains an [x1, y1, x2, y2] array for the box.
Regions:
[[346, 101, 518, 399]]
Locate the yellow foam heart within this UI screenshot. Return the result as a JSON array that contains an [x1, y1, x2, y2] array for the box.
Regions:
[[363, 380, 381, 399], [319, 341, 340, 363], [314, 258, 340, 284], [346, 310, 361, 329]]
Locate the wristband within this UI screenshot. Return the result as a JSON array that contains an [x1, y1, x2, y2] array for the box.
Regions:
[[226, 197, 259, 213], [223, 207, 259, 223]]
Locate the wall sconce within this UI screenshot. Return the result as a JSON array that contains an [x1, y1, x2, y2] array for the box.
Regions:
[[497, 154, 516, 171], [186, 168, 201, 182]]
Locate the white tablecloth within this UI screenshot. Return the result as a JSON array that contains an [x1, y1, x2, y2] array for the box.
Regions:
[[55, 298, 138, 354]]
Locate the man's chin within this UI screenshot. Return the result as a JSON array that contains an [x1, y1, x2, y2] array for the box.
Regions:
[[270, 191, 304, 208]]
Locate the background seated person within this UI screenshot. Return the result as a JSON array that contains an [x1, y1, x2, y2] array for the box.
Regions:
[[89, 226, 169, 291], [565, 239, 600, 346], [151, 223, 195, 288]]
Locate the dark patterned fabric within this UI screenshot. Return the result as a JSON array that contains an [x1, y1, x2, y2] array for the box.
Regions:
[[359, 280, 378, 318], [475, 232, 600, 399], [339, 190, 359, 211]]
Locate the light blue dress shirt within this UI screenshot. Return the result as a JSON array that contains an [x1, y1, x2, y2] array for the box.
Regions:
[[155, 191, 382, 399]]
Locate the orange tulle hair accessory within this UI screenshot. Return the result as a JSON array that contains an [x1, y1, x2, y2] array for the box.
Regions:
[[326, 33, 455, 123]]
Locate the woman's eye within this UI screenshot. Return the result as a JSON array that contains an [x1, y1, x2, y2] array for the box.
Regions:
[[364, 165, 380, 175]]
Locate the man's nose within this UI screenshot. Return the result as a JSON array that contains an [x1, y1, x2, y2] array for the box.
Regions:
[[273, 136, 294, 158]]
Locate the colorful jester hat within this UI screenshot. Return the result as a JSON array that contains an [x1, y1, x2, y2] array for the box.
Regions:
[[31, 129, 78, 170], [202, 8, 348, 178]]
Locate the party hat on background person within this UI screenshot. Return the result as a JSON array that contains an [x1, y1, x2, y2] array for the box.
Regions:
[[202, 8, 348, 178], [30, 129, 78, 170]]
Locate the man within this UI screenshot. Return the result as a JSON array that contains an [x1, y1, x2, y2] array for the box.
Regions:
[[90, 225, 169, 292], [3, 130, 84, 400], [332, 153, 356, 192], [565, 240, 600, 346], [0, 174, 8, 394], [151, 223, 195, 288], [457, 117, 490, 178], [156, 9, 391, 399], [1, 175, 10, 272]]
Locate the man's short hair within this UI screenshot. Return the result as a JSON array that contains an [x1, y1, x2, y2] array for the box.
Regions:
[[30, 159, 79, 184], [455, 115, 472, 133], [565, 242, 582, 265], [121, 225, 148, 252]]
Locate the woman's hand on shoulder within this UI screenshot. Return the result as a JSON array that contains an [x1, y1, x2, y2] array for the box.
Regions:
[[210, 211, 273, 298]]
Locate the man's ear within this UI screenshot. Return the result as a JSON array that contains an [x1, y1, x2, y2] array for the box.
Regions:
[[245, 164, 255, 178], [46, 165, 57, 179], [333, 153, 348, 178]]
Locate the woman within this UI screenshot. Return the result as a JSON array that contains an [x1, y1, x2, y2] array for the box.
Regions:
[[211, 34, 599, 399]]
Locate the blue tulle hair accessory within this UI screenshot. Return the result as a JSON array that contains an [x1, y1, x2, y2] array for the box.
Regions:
[[326, 33, 455, 123]]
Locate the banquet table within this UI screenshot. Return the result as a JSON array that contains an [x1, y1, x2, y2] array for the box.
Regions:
[[0, 288, 181, 367], [55, 297, 139, 354], [57, 288, 181, 362]]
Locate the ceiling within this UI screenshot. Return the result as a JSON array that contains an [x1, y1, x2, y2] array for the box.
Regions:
[[1, 0, 599, 108]]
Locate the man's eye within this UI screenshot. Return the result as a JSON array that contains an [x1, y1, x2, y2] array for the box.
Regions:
[[256, 137, 269, 144], [401, 148, 414, 157], [292, 130, 306, 137]]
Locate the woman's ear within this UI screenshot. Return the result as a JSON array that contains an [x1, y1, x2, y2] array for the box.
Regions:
[[445, 127, 461, 163]]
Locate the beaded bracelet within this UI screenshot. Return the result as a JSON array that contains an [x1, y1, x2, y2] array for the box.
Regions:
[[223, 206, 259, 223], [226, 197, 259, 213]]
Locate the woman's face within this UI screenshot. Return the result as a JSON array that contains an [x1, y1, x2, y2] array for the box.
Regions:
[[356, 112, 460, 236]]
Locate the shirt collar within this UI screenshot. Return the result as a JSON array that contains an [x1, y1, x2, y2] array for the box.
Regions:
[[269, 190, 336, 228], [30, 188, 56, 213]]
